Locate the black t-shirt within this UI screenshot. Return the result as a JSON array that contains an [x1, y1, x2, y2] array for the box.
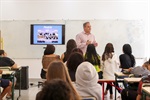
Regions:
[[0, 57, 15, 67], [119, 54, 133, 69]]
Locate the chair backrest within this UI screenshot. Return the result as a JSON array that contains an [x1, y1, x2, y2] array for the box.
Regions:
[[42, 55, 60, 69], [82, 96, 96, 100]]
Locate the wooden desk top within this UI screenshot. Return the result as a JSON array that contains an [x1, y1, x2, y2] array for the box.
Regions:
[[98, 79, 115, 82], [142, 87, 150, 94], [114, 72, 129, 77], [0, 71, 15, 77], [2, 71, 15, 75], [124, 78, 141, 83]]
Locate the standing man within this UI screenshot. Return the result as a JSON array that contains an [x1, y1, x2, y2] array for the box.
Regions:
[[76, 22, 98, 54]]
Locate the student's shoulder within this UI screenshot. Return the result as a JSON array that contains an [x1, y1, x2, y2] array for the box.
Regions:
[[119, 54, 128, 58], [1, 57, 12, 60]]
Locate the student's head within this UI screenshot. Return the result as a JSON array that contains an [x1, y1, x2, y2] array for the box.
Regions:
[[76, 62, 98, 86], [123, 44, 132, 55], [86, 44, 97, 55], [66, 39, 77, 53], [104, 43, 114, 54], [36, 79, 72, 100], [46, 61, 81, 100], [0, 50, 7, 57], [67, 52, 84, 72], [44, 44, 55, 55], [102, 43, 114, 61], [122, 44, 135, 67], [83, 22, 91, 34], [72, 48, 83, 56], [143, 59, 150, 71], [46, 61, 67, 81]]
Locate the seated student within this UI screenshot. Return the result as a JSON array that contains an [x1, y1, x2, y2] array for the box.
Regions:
[[123, 58, 150, 77], [0, 70, 12, 100], [61, 39, 77, 63], [75, 62, 102, 100], [84, 44, 102, 79], [41, 44, 60, 79], [66, 52, 84, 81], [46, 61, 81, 100], [0, 50, 17, 68], [119, 44, 136, 70], [121, 59, 150, 100], [36, 79, 72, 100]]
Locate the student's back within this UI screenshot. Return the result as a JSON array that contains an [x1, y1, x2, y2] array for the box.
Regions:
[[0, 50, 17, 68], [75, 62, 102, 100], [119, 44, 135, 69]]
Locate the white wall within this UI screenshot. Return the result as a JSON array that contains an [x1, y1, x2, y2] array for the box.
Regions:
[[0, 0, 150, 78]]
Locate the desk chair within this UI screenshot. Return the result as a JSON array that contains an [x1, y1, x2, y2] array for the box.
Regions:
[[82, 96, 96, 100], [0, 67, 15, 100]]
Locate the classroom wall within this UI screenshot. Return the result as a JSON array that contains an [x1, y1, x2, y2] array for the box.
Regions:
[[0, 0, 150, 78]]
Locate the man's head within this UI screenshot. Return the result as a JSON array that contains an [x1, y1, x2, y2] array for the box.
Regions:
[[83, 22, 91, 34], [0, 50, 7, 57]]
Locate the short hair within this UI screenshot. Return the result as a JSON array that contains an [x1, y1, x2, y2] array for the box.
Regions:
[[44, 44, 55, 55], [0, 50, 5, 55], [83, 22, 90, 28], [36, 79, 72, 100]]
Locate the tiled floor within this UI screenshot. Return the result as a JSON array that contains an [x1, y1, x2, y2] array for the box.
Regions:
[[3, 79, 121, 100]]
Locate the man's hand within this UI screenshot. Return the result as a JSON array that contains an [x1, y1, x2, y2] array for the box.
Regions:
[[93, 42, 98, 47], [86, 40, 91, 45]]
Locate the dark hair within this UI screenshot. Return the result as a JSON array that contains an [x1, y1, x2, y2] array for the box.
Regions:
[[83, 22, 90, 28], [44, 45, 55, 55], [36, 79, 72, 100], [123, 44, 135, 67], [84, 44, 100, 66], [0, 50, 5, 55], [102, 43, 114, 61], [143, 58, 150, 68], [67, 52, 84, 71], [64, 39, 77, 61], [72, 48, 83, 55]]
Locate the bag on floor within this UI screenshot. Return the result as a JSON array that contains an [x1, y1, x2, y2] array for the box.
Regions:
[[121, 89, 138, 100]]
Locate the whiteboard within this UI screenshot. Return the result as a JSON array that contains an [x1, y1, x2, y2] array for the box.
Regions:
[[1, 20, 145, 58]]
